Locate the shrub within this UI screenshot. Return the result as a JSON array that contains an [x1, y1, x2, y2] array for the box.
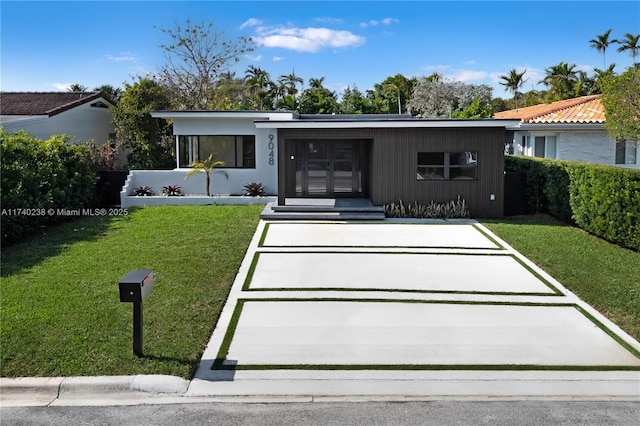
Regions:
[[505, 155, 640, 251], [162, 185, 183, 196], [567, 163, 640, 251], [243, 182, 266, 197], [132, 185, 155, 196], [1, 129, 97, 245], [384, 197, 470, 219]]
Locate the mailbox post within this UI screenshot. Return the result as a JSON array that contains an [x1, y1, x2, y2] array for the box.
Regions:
[[119, 270, 153, 357]]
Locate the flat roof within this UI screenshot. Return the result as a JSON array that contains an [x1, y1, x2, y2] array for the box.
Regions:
[[254, 118, 521, 129]]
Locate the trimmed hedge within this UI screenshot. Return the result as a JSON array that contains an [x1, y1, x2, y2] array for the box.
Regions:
[[505, 156, 640, 251], [1, 130, 97, 246]]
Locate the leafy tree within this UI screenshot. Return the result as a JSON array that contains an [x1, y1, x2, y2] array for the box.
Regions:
[[157, 20, 254, 109], [589, 29, 616, 68], [408, 77, 492, 118], [340, 85, 372, 114], [298, 77, 339, 114], [616, 33, 640, 65], [212, 71, 249, 109], [540, 62, 579, 100], [592, 64, 617, 94], [452, 98, 492, 118], [111, 77, 175, 169], [601, 66, 640, 144], [499, 69, 527, 108]]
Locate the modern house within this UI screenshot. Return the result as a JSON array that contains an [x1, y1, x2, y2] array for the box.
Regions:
[[0, 91, 115, 144], [128, 111, 519, 218], [495, 95, 638, 169]]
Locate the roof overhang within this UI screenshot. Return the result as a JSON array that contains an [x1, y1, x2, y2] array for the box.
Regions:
[[509, 123, 605, 131], [151, 111, 297, 120], [254, 119, 521, 129]]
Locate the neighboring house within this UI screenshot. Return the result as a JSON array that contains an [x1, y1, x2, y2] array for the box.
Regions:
[[494, 95, 638, 169], [0, 91, 115, 144], [146, 111, 519, 217]]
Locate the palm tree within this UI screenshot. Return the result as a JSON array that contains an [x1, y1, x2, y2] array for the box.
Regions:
[[68, 83, 87, 92], [593, 64, 617, 93], [94, 84, 121, 103], [616, 33, 640, 65], [278, 70, 304, 96], [498, 69, 528, 108], [589, 29, 616, 68], [541, 62, 579, 100], [185, 154, 227, 196]]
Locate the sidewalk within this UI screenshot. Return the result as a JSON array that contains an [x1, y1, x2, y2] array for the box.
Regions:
[[3, 220, 639, 406]]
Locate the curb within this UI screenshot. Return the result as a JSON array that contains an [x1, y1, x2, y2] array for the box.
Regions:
[[1, 375, 189, 407]]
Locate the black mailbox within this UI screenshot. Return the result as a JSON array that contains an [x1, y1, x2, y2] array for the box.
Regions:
[[119, 269, 153, 303]]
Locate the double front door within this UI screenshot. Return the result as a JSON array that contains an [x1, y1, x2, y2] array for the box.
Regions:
[[294, 140, 364, 197]]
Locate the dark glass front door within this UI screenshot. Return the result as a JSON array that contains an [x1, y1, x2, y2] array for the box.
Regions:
[[295, 140, 362, 197]]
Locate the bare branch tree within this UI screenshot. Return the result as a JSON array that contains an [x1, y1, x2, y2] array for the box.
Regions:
[[156, 20, 254, 110]]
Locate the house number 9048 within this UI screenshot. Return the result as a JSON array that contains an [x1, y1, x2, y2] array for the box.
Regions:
[[268, 134, 275, 165]]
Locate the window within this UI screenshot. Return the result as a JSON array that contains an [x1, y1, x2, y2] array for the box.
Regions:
[[178, 135, 255, 168], [615, 140, 637, 165], [533, 136, 556, 159], [417, 151, 478, 181]]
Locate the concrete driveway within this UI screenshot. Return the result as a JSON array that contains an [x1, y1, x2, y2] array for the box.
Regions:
[[189, 220, 640, 398]]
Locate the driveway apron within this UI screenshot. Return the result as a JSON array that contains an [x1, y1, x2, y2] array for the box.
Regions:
[[189, 220, 640, 398]]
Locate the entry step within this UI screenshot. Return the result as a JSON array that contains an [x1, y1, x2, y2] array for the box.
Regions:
[[261, 200, 386, 221]]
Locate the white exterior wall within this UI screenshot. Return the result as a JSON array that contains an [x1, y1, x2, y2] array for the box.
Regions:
[[512, 129, 639, 169], [2, 99, 115, 144], [171, 116, 279, 195]]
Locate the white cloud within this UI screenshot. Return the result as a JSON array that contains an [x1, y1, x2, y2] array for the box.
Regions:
[[361, 18, 398, 27], [254, 26, 365, 53], [314, 17, 343, 24], [246, 54, 263, 61], [106, 53, 136, 62], [453, 69, 488, 82], [52, 82, 73, 90], [240, 18, 262, 30], [273, 56, 284, 61], [463, 60, 476, 65]]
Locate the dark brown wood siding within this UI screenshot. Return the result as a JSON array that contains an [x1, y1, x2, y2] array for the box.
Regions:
[[278, 126, 505, 218]]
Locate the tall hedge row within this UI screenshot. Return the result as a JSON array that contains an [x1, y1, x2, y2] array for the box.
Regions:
[[1, 130, 97, 246], [505, 156, 640, 251]]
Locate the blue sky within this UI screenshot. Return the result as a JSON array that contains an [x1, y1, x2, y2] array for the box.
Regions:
[[1, 0, 639, 98]]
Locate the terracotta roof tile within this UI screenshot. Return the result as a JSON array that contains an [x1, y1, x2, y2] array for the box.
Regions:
[[494, 95, 605, 124], [0, 92, 103, 117]]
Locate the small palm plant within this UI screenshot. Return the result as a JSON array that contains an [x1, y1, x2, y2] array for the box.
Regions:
[[185, 154, 228, 196]]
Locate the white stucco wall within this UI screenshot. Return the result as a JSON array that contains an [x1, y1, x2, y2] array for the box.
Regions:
[[170, 116, 279, 195], [1, 98, 115, 144], [512, 129, 639, 169]]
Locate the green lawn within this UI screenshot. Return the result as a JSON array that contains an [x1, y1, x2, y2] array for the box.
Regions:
[[484, 215, 640, 342], [1, 205, 263, 378]]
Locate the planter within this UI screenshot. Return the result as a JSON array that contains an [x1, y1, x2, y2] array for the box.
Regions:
[[121, 194, 276, 208]]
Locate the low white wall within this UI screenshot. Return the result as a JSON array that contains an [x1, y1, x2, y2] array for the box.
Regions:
[[121, 170, 275, 208]]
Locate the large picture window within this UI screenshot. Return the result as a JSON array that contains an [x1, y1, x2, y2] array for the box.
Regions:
[[417, 151, 478, 181], [178, 135, 255, 168]]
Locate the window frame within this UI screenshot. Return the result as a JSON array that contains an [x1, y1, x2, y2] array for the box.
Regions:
[[615, 139, 637, 165], [417, 151, 478, 181], [178, 135, 256, 169]]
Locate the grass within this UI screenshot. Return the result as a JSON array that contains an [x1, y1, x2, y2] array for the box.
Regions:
[[1, 205, 263, 379], [484, 215, 640, 342]]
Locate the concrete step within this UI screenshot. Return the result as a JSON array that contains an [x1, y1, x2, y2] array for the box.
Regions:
[[261, 202, 385, 221]]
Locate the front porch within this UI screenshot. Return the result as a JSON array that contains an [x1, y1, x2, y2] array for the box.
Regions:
[[260, 198, 385, 221]]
